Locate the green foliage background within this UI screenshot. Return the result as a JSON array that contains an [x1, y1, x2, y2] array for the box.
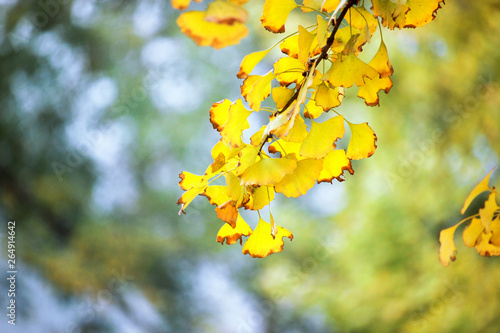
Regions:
[[0, 0, 499, 332]]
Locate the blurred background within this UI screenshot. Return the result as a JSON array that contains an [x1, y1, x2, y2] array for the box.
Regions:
[[1, 0, 500, 332]]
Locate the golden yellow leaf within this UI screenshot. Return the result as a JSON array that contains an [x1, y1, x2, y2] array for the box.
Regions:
[[318, 149, 354, 183], [304, 98, 324, 119], [177, 11, 248, 49], [171, 0, 200, 10], [203, 185, 231, 206], [177, 185, 208, 215], [357, 76, 393, 107], [235, 145, 259, 176], [371, 0, 409, 30], [331, 27, 368, 56], [346, 122, 377, 160], [490, 216, 500, 246], [302, 0, 340, 12], [300, 115, 345, 159], [328, 53, 378, 88], [242, 218, 293, 258], [274, 56, 305, 86], [240, 158, 297, 186], [404, 0, 444, 28], [250, 126, 267, 147], [460, 168, 495, 214], [315, 82, 342, 111], [268, 140, 302, 157], [316, 15, 328, 48], [475, 232, 500, 257], [261, 0, 299, 33], [346, 7, 378, 37], [275, 158, 324, 198], [205, 0, 248, 25], [279, 34, 300, 58], [237, 49, 272, 79], [245, 71, 275, 111], [272, 86, 295, 109], [298, 25, 315, 65], [217, 214, 253, 245], [244, 186, 275, 210], [225, 172, 246, 204], [282, 114, 308, 143], [462, 218, 483, 248], [369, 39, 394, 78], [209, 99, 231, 131], [215, 200, 238, 227], [240, 75, 260, 99], [479, 191, 499, 233], [178, 171, 207, 191], [220, 99, 252, 148], [439, 224, 459, 266]]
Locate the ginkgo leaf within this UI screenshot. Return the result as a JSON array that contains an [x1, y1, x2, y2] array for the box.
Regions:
[[439, 224, 460, 266], [220, 99, 252, 147], [178, 171, 207, 191], [298, 25, 315, 65], [371, 0, 409, 30], [177, 185, 208, 215], [304, 98, 324, 119], [217, 214, 253, 245], [209, 99, 232, 131], [177, 11, 248, 49], [261, 0, 299, 33], [331, 27, 368, 56], [242, 218, 293, 258], [215, 200, 238, 227], [244, 186, 275, 210], [302, 0, 340, 12], [316, 15, 328, 48], [315, 82, 342, 111], [209, 152, 226, 173], [245, 71, 275, 111], [226, 172, 246, 204], [475, 232, 500, 257], [250, 126, 267, 147], [300, 115, 345, 159], [346, 7, 378, 36], [274, 57, 305, 86], [205, 0, 248, 25], [268, 140, 302, 157], [479, 192, 499, 233], [241, 75, 261, 98], [171, 0, 201, 10], [460, 168, 495, 214], [275, 158, 323, 198], [346, 122, 377, 160], [328, 53, 379, 88], [279, 34, 300, 58], [203, 185, 232, 206], [282, 114, 308, 143], [237, 49, 272, 79], [403, 0, 445, 28], [240, 158, 297, 186], [357, 76, 393, 106], [462, 218, 483, 248], [235, 145, 259, 176], [490, 216, 500, 246], [272, 86, 295, 109], [317, 149, 354, 183], [369, 39, 394, 78]]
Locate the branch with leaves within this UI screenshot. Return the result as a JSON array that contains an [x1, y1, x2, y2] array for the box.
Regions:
[[173, 0, 445, 258]]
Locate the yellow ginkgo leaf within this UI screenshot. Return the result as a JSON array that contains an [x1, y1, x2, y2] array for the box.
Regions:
[[274, 56, 305, 86], [177, 11, 248, 49], [205, 0, 248, 25], [245, 71, 275, 111], [460, 168, 495, 214], [220, 99, 252, 148], [244, 186, 275, 210], [300, 115, 345, 159], [279, 34, 300, 58], [241, 75, 261, 99], [242, 218, 293, 258], [237, 49, 272, 79], [203, 185, 231, 206], [268, 140, 302, 157], [171, 0, 200, 10], [371, 0, 409, 30], [404, 0, 445, 28], [328, 53, 379, 88], [225, 172, 246, 204], [217, 214, 253, 245], [346, 122, 377, 160], [178, 171, 207, 191], [209, 99, 231, 131], [275, 158, 323, 198], [215, 200, 238, 227], [304, 98, 324, 119], [357, 76, 393, 107], [240, 158, 297, 186], [475, 232, 500, 257], [315, 82, 342, 111], [177, 185, 208, 215], [272, 86, 295, 109], [282, 114, 308, 143], [479, 191, 499, 233], [235, 145, 259, 176], [462, 218, 483, 248], [250, 126, 267, 147], [346, 7, 378, 37], [490, 216, 500, 246], [317, 149, 354, 183], [316, 15, 328, 48], [298, 25, 315, 65], [260, 0, 299, 33], [439, 224, 460, 266], [369, 39, 394, 78]]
